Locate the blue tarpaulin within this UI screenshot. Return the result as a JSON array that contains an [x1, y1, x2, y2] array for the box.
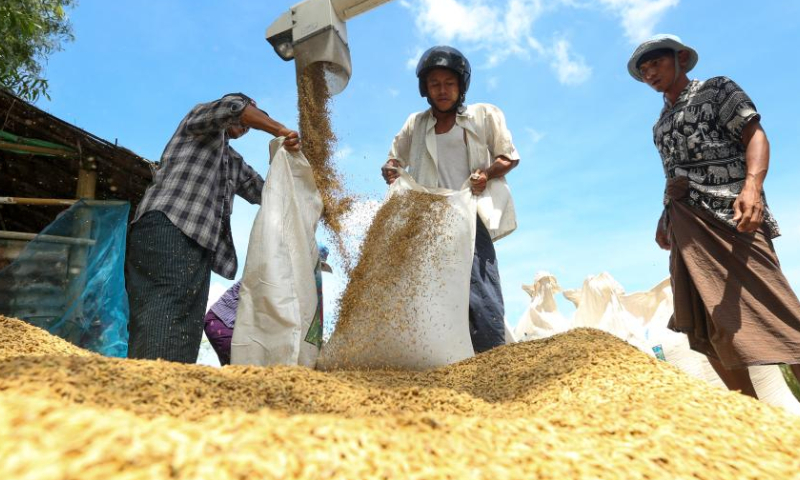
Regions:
[[0, 200, 130, 357]]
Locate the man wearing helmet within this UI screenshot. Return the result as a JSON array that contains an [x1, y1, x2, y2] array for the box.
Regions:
[[381, 46, 520, 353], [630, 34, 800, 398]]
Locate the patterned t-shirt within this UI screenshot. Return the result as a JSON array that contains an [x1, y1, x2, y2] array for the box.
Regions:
[[653, 76, 780, 238]]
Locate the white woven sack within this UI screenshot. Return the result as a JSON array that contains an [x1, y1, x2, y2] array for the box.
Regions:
[[514, 272, 571, 341], [230, 137, 323, 368], [566, 273, 650, 353], [317, 170, 476, 370]]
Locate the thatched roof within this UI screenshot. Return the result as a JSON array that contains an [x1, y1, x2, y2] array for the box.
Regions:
[[0, 88, 155, 233]]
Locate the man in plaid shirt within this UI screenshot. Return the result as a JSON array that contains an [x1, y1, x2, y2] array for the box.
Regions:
[[126, 93, 300, 363]]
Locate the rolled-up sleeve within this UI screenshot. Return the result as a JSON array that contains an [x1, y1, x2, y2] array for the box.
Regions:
[[185, 96, 249, 136], [484, 105, 520, 162], [387, 114, 416, 168]]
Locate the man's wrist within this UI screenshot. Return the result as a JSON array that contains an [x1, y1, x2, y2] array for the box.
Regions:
[[743, 175, 763, 192]]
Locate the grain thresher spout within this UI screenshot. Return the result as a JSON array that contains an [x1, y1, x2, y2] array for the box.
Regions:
[[293, 28, 351, 95], [266, 0, 394, 95]]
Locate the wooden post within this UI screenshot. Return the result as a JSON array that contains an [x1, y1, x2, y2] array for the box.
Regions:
[[76, 163, 97, 199], [64, 158, 98, 344]]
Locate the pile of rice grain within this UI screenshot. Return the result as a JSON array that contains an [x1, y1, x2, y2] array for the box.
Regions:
[[0, 314, 92, 358], [2, 314, 800, 479]]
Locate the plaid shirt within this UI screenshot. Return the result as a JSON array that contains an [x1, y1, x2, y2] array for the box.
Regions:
[[133, 96, 264, 279]]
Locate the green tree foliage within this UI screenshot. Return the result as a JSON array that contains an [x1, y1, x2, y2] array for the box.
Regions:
[[0, 0, 77, 102]]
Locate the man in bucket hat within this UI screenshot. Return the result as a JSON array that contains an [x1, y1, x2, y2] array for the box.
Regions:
[[630, 34, 800, 398]]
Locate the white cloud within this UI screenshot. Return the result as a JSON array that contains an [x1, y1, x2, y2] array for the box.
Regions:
[[411, 0, 501, 43], [550, 39, 592, 85], [487, 76, 499, 91], [525, 127, 545, 143], [596, 0, 680, 44], [402, 0, 677, 84], [402, 0, 593, 86], [526, 36, 547, 56], [388, 87, 400, 97], [506, 0, 544, 40], [403, 0, 545, 67]]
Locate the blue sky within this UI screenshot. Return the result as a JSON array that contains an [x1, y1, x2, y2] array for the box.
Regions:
[[38, 0, 800, 328]]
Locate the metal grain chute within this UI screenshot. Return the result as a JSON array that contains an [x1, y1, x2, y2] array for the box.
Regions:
[[266, 0, 393, 95]]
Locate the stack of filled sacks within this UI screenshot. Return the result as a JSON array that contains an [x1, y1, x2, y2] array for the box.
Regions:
[[2, 314, 800, 479], [514, 272, 800, 414]]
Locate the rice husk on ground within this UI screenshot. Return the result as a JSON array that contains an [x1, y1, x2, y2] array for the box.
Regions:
[[2, 314, 800, 479]]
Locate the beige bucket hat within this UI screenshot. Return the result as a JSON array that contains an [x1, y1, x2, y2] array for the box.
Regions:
[[628, 34, 698, 82]]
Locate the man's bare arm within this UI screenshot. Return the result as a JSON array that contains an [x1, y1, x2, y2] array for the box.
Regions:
[[240, 104, 300, 151], [733, 120, 769, 232]]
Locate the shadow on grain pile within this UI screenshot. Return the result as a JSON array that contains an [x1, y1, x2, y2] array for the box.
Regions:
[[2, 315, 800, 479]]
